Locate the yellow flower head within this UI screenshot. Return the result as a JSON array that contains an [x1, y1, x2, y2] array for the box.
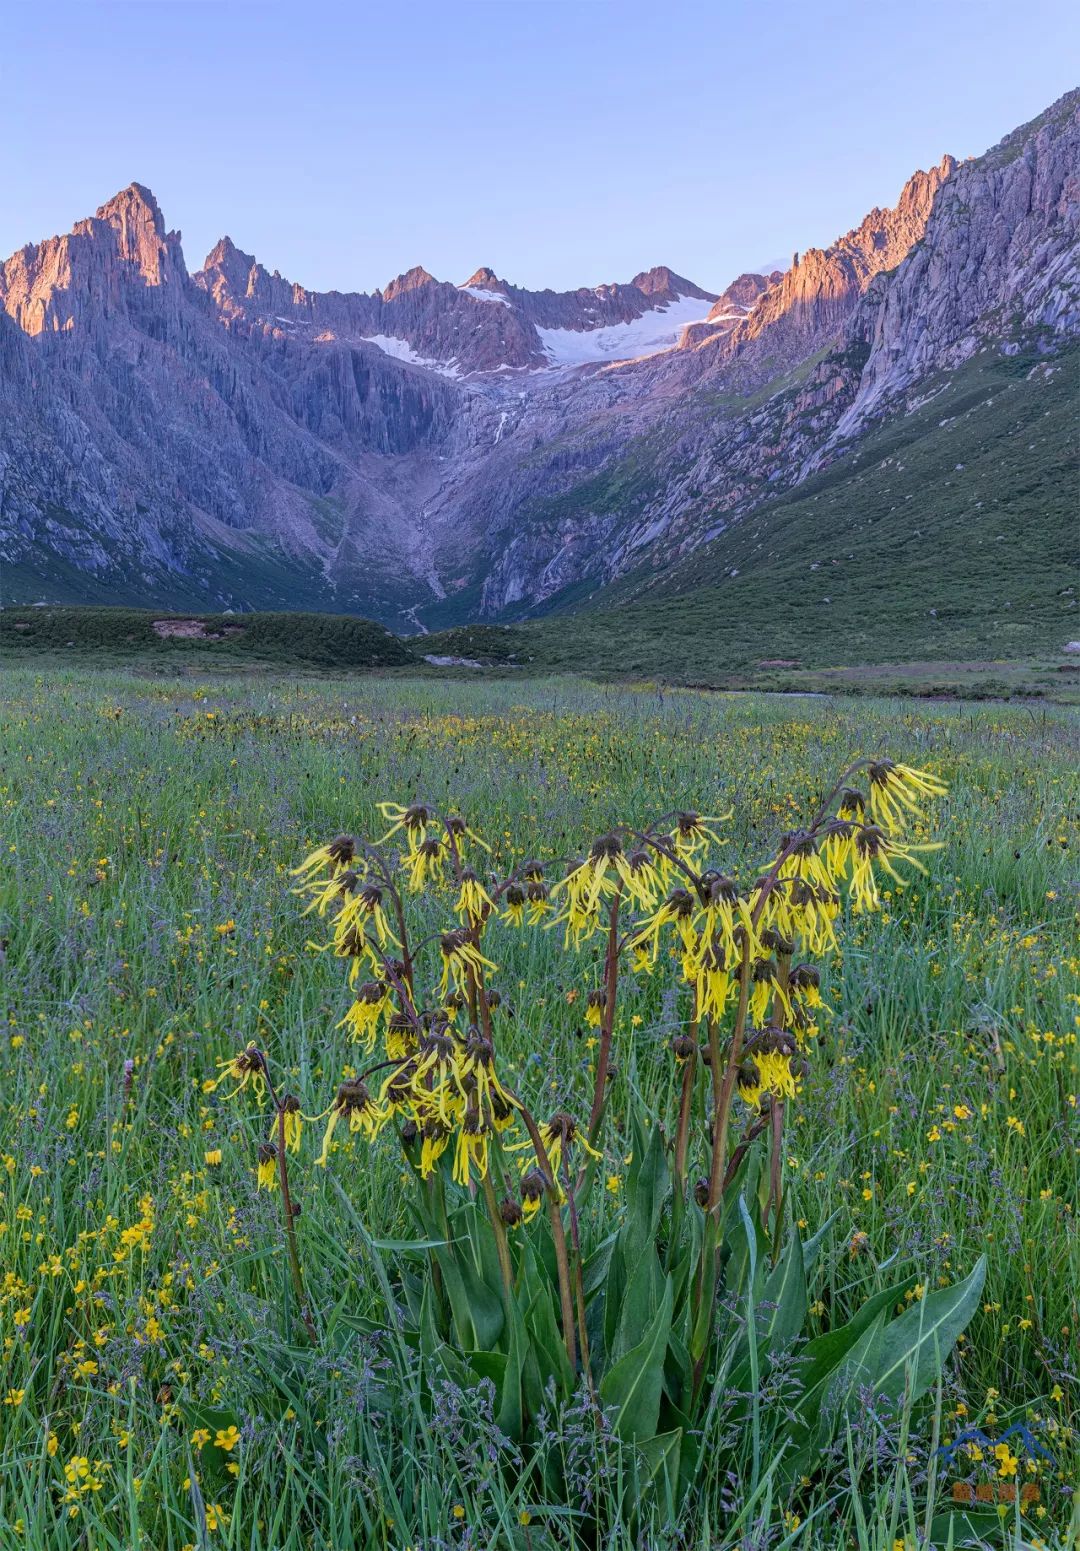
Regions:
[[849, 825, 943, 914], [443, 813, 491, 859], [334, 882, 398, 948], [867, 760, 947, 836], [584, 989, 605, 1027], [737, 1034, 801, 1111], [500, 882, 527, 927], [631, 887, 698, 965], [672, 809, 731, 857], [316, 1081, 388, 1165], [292, 834, 356, 883], [337, 979, 392, 1050], [375, 801, 433, 848], [210, 1042, 265, 1098], [279, 1095, 303, 1153], [256, 1143, 278, 1190], [438, 929, 497, 998], [748, 958, 793, 1029], [454, 870, 495, 927]]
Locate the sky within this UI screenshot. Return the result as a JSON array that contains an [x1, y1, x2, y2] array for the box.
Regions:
[[2, 0, 1078, 297]]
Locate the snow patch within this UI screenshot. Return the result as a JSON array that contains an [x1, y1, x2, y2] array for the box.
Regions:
[[536, 291, 714, 369], [361, 334, 462, 378], [461, 286, 512, 306]]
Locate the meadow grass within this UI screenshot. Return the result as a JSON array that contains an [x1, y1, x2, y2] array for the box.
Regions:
[[0, 669, 1076, 1549]]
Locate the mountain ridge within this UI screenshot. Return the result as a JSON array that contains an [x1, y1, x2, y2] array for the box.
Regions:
[[1, 89, 1076, 648]]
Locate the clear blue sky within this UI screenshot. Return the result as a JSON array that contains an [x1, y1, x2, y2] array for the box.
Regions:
[[2, 0, 1077, 295]]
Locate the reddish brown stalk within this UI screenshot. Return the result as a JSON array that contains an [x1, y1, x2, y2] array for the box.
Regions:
[[275, 1104, 317, 1344], [561, 1160, 594, 1392], [364, 939, 423, 1033], [480, 1167, 513, 1300], [673, 999, 699, 1188], [706, 937, 751, 1213], [768, 1099, 786, 1225], [723, 1117, 769, 1191], [513, 1099, 577, 1372], [252, 1055, 318, 1347], [354, 839, 415, 995]]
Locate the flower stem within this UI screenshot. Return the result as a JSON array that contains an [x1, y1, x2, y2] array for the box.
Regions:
[[516, 1101, 577, 1373], [277, 1104, 317, 1345], [673, 999, 699, 1188], [480, 1168, 513, 1300], [562, 1163, 594, 1392], [706, 937, 751, 1213]]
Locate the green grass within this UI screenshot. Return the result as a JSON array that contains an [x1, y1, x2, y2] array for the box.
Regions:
[[518, 347, 1079, 676], [0, 607, 412, 670], [0, 669, 1076, 1547]]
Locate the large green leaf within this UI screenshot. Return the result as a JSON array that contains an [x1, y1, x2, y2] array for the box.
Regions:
[[582, 1231, 617, 1298], [431, 1245, 476, 1349], [599, 1277, 673, 1441], [524, 1271, 574, 1408], [928, 1509, 1036, 1548], [637, 1427, 683, 1519], [610, 1245, 665, 1365], [777, 1313, 886, 1484], [603, 1240, 626, 1357], [369, 1235, 451, 1254], [797, 1276, 914, 1398], [449, 1231, 505, 1351], [871, 1256, 986, 1405], [816, 1310, 886, 1433], [662, 1327, 692, 1411], [800, 1211, 840, 1273], [461, 1206, 505, 1302], [622, 1115, 670, 1262], [760, 1229, 807, 1352], [726, 1228, 807, 1399], [467, 1349, 507, 1389], [496, 1295, 528, 1441]]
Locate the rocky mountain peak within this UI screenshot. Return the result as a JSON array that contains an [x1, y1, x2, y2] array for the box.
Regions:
[[462, 266, 506, 291], [89, 181, 183, 286], [203, 234, 247, 268], [95, 180, 164, 233], [383, 265, 437, 301], [631, 265, 715, 301]]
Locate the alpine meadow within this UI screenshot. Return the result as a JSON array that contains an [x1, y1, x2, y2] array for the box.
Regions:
[[0, 672, 1076, 1548]]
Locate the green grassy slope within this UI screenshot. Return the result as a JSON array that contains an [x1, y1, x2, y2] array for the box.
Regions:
[[520, 346, 1078, 675]]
